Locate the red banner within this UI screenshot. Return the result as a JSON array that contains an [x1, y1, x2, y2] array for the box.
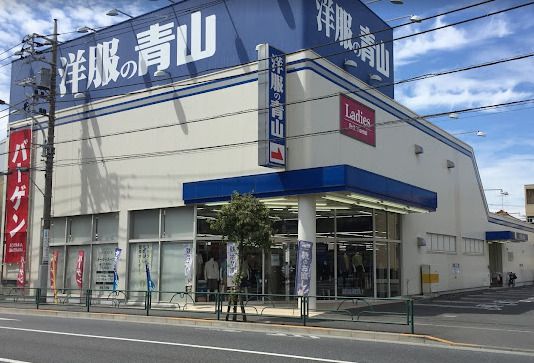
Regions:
[[340, 94, 376, 146], [75, 250, 85, 289], [4, 128, 31, 264], [16, 256, 26, 287]]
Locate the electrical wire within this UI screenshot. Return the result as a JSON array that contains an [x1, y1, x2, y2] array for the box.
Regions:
[[18, 96, 533, 171], [0, 49, 531, 167]]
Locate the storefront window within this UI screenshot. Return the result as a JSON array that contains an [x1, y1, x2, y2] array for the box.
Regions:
[[69, 215, 92, 243], [336, 208, 373, 239], [375, 241, 388, 298], [47, 213, 119, 296], [387, 212, 400, 240], [316, 239, 335, 297], [128, 242, 160, 300], [51, 217, 66, 244], [265, 239, 296, 299], [374, 210, 387, 239], [159, 242, 188, 301], [130, 209, 159, 239], [389, 242, 401, 296], [163, 207, 194, 239], [337, 240, 373, 297], [65, 245, 91, 289], [92, 244, 118, 296], [95, 213, 119, 242]]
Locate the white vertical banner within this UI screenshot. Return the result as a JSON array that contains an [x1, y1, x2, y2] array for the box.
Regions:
[[226, 242, 239, 287], [184, 243, 193, 287]]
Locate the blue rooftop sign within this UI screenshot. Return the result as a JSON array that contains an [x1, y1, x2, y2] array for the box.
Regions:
[[9, 0, 393, 122]]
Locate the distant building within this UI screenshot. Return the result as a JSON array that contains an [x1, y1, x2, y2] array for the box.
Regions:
[[526, 185, 534, 223]]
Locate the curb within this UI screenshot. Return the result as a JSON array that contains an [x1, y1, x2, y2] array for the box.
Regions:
[[0, 306, 437, 345]]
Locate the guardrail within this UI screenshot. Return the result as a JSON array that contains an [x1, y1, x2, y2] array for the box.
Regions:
[[0, 287, 414, 333]]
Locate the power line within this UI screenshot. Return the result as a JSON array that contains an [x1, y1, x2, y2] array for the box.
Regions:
[[2, 49, 531, 159], [2, 94, 531, 173], [23, 97, 533, 170]]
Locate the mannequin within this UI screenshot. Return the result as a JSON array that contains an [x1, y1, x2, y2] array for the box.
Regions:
[[352, 252, 365, 290], [204, 255, 219, 301]]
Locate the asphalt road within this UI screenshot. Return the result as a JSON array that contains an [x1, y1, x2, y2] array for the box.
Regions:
[[411, 285, 534, 350], [0, 311, 533, 363]]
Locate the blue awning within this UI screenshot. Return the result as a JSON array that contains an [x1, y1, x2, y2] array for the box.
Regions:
[[183, 164, 437, 210], [486, 231, 529, 242]]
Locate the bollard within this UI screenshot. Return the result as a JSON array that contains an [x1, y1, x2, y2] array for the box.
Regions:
[[410, 299, 415, 334], [35, 288, 40, 309], [146, 291, 151, 316], [86, 289, 91, 312], [216, 292, 221, 320]]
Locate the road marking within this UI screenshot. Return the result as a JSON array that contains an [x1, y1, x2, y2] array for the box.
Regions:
[[0, 318, 19, 321], [439, 314, 457, 318], [0, 358, 31, 363], [0, 326, 352, 363]]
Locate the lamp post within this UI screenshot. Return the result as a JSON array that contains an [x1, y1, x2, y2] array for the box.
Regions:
[[365, 0, 404, 4], [452, 130, 487, 137], [106, 9, 134, 18], [385, 15, 423, 23], [484, 189, 509, 210]]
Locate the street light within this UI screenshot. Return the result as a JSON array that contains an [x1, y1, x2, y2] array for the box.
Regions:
[[106, 9, 134, 18], [385, 15, 423, 23], [76, 26, 96, 33], [365, 0, 404, 4], [484, 189, 510, 210], [452, 130, 487, 137]]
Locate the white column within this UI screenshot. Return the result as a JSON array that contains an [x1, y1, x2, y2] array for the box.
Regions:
[[298, 195, 316, 309]]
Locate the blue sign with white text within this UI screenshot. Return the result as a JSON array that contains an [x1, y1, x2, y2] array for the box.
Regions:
[[9, 0, 393, 123]]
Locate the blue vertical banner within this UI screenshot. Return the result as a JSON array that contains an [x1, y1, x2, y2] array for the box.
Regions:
[[295, 240, 313, 296], [258, 44, 286, 168], [112, 248, 122, 292], [145, 263, 156, 291]]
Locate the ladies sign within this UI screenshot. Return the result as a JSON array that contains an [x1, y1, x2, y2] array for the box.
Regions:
[[340, 94, 376, 146]]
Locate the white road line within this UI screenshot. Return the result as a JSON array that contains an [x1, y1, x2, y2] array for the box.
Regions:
[[0, 318, 19, 321], [0, 358, 31, 363], [0, 326, 353, 363]]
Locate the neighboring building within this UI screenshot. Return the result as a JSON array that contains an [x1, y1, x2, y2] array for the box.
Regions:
[[2, 0, 532, 303], [526, 185, 534, 224]]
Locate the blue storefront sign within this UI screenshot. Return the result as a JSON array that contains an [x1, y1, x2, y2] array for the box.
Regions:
[[9, 0, 393, 122], [295, 240, 313, 296], [258, 44, 286, 167]]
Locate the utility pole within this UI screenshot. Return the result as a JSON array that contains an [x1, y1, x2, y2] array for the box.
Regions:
[[39, 19, 58, 294], [5, 20, 58, 291]]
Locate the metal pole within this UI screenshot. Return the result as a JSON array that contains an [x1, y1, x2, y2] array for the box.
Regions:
[[38, 19, 58, 296]]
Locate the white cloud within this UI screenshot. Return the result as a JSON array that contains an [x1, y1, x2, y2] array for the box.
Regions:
[[395, 16, 511, 65], [396, 52, 534, 112]]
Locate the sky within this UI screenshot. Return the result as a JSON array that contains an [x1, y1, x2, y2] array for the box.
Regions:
[[0, 0, 532, 218]]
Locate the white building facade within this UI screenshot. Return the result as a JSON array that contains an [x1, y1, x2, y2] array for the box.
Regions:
[[2, 0, 533, 301]]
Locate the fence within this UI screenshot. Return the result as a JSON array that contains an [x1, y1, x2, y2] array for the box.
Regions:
[[0, 287, 414, 333]]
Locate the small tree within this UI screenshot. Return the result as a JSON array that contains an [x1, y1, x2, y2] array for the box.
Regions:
[[210, 192, 272, 321], [210, 192, 273, 289]]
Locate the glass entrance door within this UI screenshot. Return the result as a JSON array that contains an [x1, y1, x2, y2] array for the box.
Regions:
[[337, 240, 373, 297], [265, 238, 296, 299]]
